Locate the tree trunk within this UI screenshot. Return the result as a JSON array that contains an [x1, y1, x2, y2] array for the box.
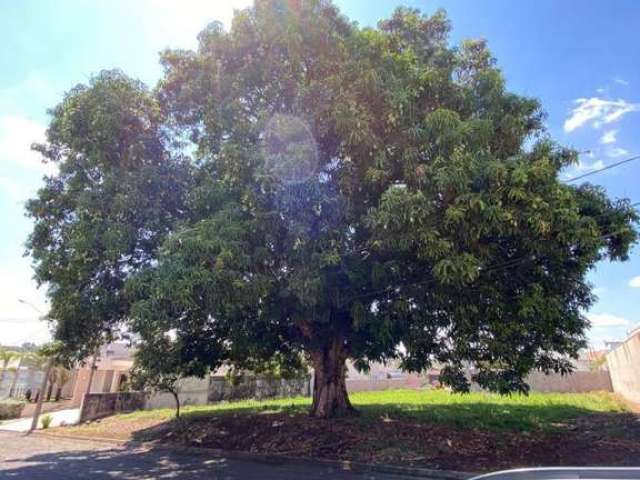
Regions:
[[171, 390, 180, 418], [85, 353, 98, 396], [309, 337, 357, 418], [30, 357, 53, 432]]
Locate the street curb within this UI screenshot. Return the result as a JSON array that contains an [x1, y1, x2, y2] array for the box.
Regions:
[[174, 444, 474, 479], [31, 430, 129, 445], [35, 431, 474, 479]]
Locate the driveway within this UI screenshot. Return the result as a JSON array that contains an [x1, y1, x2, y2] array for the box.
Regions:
[[0, 431, 425, 479], [0, 408, 80, 431]]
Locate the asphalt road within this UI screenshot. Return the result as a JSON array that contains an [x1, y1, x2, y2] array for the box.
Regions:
[[0, 431, 423, 480]]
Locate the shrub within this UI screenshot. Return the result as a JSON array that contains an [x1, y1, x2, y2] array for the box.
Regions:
[[40, 414, 53, 429], [0, 401, 25, 420]]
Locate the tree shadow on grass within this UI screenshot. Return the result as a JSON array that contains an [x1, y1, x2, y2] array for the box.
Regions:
[[124, 400, 640, 473]]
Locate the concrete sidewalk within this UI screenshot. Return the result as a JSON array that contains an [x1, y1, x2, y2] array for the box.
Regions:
[[0, 408, 80, 432]]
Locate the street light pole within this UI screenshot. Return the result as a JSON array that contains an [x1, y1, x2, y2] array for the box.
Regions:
[[30, 356, 53, 432], [18, 298, 52, 433], [85, 349, 99, 396]]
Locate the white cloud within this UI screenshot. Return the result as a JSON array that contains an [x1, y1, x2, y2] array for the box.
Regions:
[[0, 72, 59, 116], [0, 115, 56, 174], [561, 157, 606, 180], [0, 260, 51, 347], [629, 276, 640, 288], [599, 129, 617, 145], [579, 159, 604, 171], [607, 146, 629, 158], [614, 77, 630, 86], [587, 313, 630, 327], [569, 158, 605, 174], [564, 97, 640, 132]]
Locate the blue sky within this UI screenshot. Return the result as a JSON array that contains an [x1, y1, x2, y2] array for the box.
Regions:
[[1, 0, 638, 347]]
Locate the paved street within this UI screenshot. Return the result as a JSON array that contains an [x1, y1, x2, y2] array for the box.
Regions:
[[0, 431, 423, 480]]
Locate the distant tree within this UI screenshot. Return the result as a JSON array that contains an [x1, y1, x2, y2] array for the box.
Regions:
[[0, 349, 15, 384], [20, 343, 38, 353], [25, 70, 192, 360], [589, 354, 608, 371], [28, 1, 638, 418], [28, 342, 66, 431], [1, 349, 16, 398], [130, 334, 184, 418]]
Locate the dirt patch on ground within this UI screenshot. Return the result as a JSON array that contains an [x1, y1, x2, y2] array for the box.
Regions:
[[49, 414, 168, 441], [133, 410, 640, 472]]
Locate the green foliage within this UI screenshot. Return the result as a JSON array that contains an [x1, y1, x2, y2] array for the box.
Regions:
[[130, 336, 181, 396], [0, 349, 16, 369], [40, 414, 53, 429], [26, 70, 192, 359], [27, 0, 638, 411], [0, 400, 25, 420], [130, 333, 186, 416]]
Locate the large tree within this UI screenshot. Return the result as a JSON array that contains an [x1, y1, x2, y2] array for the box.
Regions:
[[26, 70, 192, 360], [29, 0, 637, 418]]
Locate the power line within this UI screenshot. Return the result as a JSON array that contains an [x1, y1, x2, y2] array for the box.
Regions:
[[565, 154, 640, 183], [350, 155, 640, 300], [347, 217, 640, 303]]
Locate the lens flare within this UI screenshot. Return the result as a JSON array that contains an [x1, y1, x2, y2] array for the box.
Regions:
[[263, 114, 318, 184]]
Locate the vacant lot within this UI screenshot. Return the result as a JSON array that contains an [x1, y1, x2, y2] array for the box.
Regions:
[[50, 389, 640, 472]]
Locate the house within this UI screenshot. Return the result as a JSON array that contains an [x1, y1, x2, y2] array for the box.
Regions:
[[70, 342, 134, 406]]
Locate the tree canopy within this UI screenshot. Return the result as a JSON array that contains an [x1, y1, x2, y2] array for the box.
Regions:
[[26, 71, 192, 359], [27, 0, 638, 418]]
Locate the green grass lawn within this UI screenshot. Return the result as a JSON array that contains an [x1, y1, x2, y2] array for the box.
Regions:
[[52, 389, 637, 472], [106, 388, 627, 432]]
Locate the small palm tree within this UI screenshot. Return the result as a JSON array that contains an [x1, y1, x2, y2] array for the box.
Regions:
[[0, 349, 16, 397], [0, 349, 15, 371]]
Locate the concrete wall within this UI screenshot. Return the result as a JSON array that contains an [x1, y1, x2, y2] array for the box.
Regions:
[[344, 368, 611, 394], [208, 375, 310, 402], [61, 369, 79, 399], [79, 392, 147, 422], [466, 369, 612, 394], [77, 375, 310, 420], [146, 377, 209, 409], [525, 370, 612, 393], [346, 374, 430, 392], [607, 333, 640, 403]]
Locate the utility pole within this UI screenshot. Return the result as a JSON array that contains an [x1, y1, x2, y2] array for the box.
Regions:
[[30, 356, 53, 432], [85, 349, 99, 396], [18, 298, 54, 433]]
